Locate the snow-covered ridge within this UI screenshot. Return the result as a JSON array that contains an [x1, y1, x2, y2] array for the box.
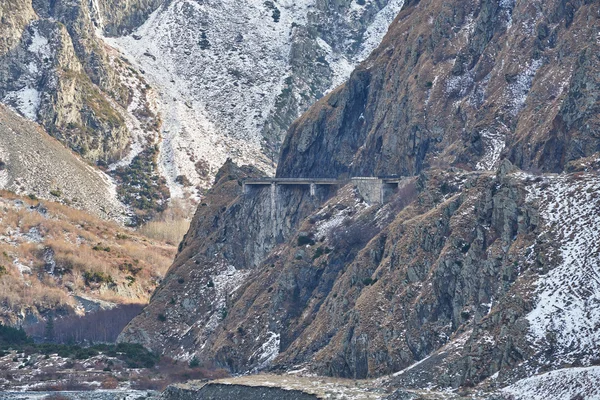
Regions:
[[104, 0, 405, 197]]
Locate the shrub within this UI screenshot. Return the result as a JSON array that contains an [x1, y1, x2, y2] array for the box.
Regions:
[[312, 247, 326, 260], [189, 356, 200, 368], [49, 189, 62, 198], [331, 217, 381, 251], [83, 271, 114, 286], [297, 235, 315, 246], [362, 277, 377, 286], [175, 175, 192, 187], [126, 276, 136, 286], [101, 376, 118, 389], [112, 145, 170, 225], [114, 342, 159, 368], [92, 244, 111, 252], [0, 324, 33, 348], [0, 160, 5, 170], [219, 308, 228, 320], [157, 313, 167, 322]]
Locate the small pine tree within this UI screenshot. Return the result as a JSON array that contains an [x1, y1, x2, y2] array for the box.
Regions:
[[199, 30, 211, 50], [44, 315, 54, 343], [189, 355, 200, 368]]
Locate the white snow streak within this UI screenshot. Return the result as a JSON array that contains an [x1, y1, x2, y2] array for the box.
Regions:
[[507, 59, 543, 116], [475, 130, 506, 170], [251, 330, 281, 371]]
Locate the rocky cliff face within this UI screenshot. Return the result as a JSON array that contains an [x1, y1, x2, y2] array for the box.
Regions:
[[0, 0, 129, 163], [90, 0, 164, 37], [1, 0, 408, 213], [278, 0, 600, 178], [0, 0, 174, 221], [119, 0, 600, 393]]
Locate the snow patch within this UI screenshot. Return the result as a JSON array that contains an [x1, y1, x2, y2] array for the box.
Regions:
[[13, 258, 32, 276], [3, 23, 52, 121], [4, 87, 41, 120], [507, 59, 543, 116], [355, 0, 406, 61], [203, 264, 250, 336], [28, 27, 51, 57], [475, 130, 506, 170], [251, 330, 281, 371]]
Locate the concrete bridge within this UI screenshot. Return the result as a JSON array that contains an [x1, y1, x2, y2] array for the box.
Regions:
[[243, 176, 404, 204]]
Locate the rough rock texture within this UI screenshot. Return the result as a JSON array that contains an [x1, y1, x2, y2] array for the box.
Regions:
[[278, 0, 600, 177], [91, 0, 165, 37], [0, 104, 125, 220], [0, 0, 130, 163], [0, 0, 164, 165], [161, 383, 318, 400], [119, 160, 333, 355], [122, 0, 600, 393]]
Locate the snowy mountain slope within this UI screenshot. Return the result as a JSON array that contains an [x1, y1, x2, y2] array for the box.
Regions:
[[104, 0, 406, 197], [525, 171, 600, 366], [502, 366, 600, 400]]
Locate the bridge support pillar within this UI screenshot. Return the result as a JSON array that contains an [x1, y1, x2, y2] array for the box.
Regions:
[[270, 183, 277, 218]]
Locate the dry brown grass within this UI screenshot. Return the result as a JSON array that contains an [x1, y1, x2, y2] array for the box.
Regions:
[[138, 199, 192, 245], [138, 219, 190, 245], [0, 191, 178, 324]]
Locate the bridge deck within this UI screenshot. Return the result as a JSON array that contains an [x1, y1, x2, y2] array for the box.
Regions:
[[243, 176, 407, 204], [244, 178, 343, 185]]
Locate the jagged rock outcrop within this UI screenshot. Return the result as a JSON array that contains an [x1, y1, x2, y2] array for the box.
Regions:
[[0, 0, 126, 163], [119, 160, 333, 355], [122, 0, 600, 393], [278, 0, 600, 178], [90, 0, 165, 37], [0, 0, 163, 165]]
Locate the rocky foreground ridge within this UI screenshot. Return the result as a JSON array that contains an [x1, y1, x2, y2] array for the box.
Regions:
[[121, 0, 600, 396]]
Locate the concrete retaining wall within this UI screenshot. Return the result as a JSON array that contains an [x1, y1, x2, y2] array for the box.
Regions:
[[161, 383, 319, 400]]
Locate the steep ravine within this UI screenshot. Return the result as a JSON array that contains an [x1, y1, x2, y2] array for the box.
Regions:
[[106, 0, 407, 195]]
